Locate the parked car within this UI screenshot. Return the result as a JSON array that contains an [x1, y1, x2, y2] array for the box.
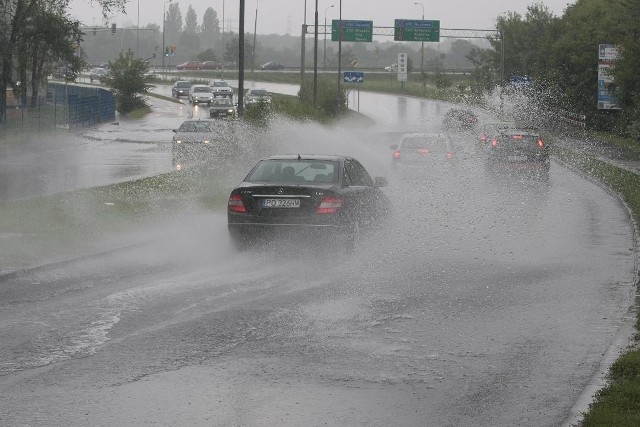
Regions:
[[391, 133, 458, 167], [226, 154, 390, 252], [201, 61, 222, 70], [208, 79, 234, 98], [209, 97, 236, 118], [176, 61, 202, 70], [244, 88, 272, 106], [171, 80, 192, 98], [485, 128, 550, 177], [188, 84, 214, 105], [260, 61, 285, 71], [443, 108, 478, 131]]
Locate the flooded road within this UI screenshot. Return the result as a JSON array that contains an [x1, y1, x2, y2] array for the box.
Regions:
[[0, 84, 637, 426]]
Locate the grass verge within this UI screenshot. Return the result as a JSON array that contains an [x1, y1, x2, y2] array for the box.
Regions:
[[553, 146, 640, 426], [0, 165, 230, 273]]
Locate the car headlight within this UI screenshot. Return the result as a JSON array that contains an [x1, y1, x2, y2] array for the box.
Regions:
[[175, 140, 182, 144], [228, 109, 234, 113], [203, 140, 211, 144]]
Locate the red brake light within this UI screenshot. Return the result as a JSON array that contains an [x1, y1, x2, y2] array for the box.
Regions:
[[228, 194, 246, 213], [512, 134, 523, 140], [491, 138, 498, 147], [446, 152, 455, 159], [537, 138, 545, 147], [393, 150, 401, 159], [480, 135, 487, 142], [316, 196, 343, 214]]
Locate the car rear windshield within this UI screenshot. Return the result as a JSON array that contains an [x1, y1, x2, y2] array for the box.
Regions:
[[246, 160, 339, 183]]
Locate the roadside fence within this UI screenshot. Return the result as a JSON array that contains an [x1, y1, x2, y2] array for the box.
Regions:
[[1, 82, 116, 136]]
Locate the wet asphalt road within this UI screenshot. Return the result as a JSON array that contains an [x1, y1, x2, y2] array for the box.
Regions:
[[0, 85, 637, 426]]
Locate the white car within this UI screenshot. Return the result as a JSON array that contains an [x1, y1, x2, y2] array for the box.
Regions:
[[244, 88, 272, 106], [208, 80, 234, 98], [188, 85, 214, 105], [384, 63, 398, 72]]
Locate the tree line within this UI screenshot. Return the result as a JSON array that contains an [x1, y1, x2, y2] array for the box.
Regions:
[[480, 0, 640, 139]]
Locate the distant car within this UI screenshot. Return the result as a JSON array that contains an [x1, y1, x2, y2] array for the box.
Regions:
[[188, 84, 214, 105], [384, 63, 398, 72], [209, 97, 236, 118], [391, 133, 458, 167], [201, 61, 222, 70], [208, 79, 234, 98], [88, 67, 108, 82], [171, 119, 236, 165], [260, 61, 285, 71], [443, 108, 478, 131], [52, 66, 76, 81], [485, 128, 550, 176], [226, 154, 390, 252], [176, 61, 202, 70], [172, 80, 192, 97], [244, 88, 272, 106], [477, 121, 514, 151]]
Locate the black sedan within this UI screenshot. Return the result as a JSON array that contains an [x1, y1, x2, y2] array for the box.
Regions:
[[485, 128, 550, 178], [227, 155, 389, 252]]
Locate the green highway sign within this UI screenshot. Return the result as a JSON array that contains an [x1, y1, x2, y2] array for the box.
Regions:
[[394, 19, 440, 42], [331, 20, 373, 42]]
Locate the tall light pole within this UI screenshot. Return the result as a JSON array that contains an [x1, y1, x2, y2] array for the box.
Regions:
[[136, 0, 140, 57], [221, 0, 225, 79], [251, 0, 259, 73], [414, 2, 424, 73], [323, 4, 334, 71], [162, 0, 172, 70]]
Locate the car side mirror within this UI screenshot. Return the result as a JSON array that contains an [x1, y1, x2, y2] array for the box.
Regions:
[[374, 177, 388, 188]]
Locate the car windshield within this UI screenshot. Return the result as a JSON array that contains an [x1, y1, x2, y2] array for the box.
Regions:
[[246, 159, 339, 183], [249, 90, 269, 97], [178, 121, 214, 132], [176, 82, 191, 88], [213, 82, 229, 87], [193, 86, 210, 93], [212, 99, 232, 106]]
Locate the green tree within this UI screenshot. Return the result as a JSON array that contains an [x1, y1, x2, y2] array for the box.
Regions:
[[0, 0, 126, 120], [102, 50, 152, 114], [179, 5, 200, 58], [200, 7, 220, 51], [165, 3, 182, 49]]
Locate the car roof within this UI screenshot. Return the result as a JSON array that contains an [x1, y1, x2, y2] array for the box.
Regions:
[[263, 154, 347, 162], [174, 80, 191, 84], [500, 129, 540, 137]]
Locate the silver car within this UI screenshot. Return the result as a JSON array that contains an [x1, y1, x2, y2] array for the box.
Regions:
[[188, 85, 214, 105], [208, 80, 234, 98], [244, 88, 272, 106], [209, 98, 236, 118]]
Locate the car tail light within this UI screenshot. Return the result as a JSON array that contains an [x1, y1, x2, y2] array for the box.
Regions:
[[491, 138, 498, 147], [317, 196, 343, 214], [480, 135, 487, 142], [512, 134, 523, 140], [393, 150, 401, 159], [446, 152, 455, 159], [537, 138, 545, 148], [228, 194, 246, 213]]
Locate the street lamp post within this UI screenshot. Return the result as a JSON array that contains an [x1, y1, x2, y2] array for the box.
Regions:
[[251, 0, 259, 73], [221, 0, 225, 79], [414, 2, 424, 73], [162, 0, 172, 70], [323, 4, 334, 71]]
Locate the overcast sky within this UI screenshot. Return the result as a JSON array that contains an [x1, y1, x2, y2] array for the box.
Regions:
[[68, 0, 575, 35]]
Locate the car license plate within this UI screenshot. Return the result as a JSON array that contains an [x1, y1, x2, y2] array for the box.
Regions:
[[508, 155, 527, 162], [262, 198, 300, 208]]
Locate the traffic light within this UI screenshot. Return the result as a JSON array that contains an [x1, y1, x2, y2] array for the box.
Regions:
[[111, 23, 116, 34]]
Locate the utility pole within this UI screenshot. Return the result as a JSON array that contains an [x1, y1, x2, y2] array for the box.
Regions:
[[238, 0, 246, 116], [313, 0, 319, 106]]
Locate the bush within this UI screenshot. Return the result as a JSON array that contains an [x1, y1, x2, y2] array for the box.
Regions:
[[298, 78, 348, 117], [102, 50, 152, 114]]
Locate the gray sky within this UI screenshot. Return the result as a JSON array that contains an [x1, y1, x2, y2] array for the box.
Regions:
[[68, 0, 574, 35]]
